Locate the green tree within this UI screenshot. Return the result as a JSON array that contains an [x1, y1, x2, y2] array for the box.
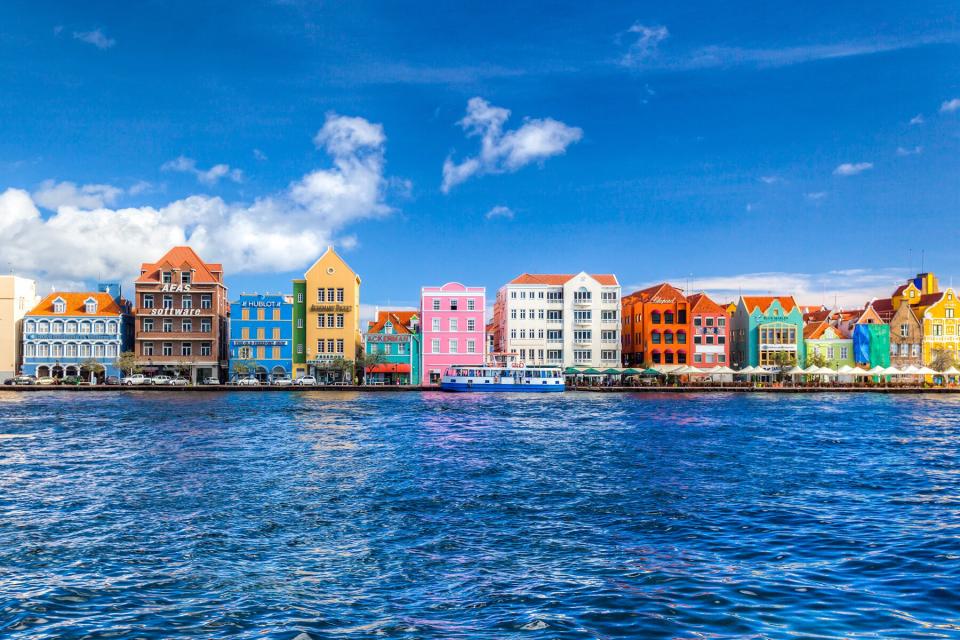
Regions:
[[930, 348, 956, 373], [115, 351, 141, 376], [80, 358, 105, 383], [232, 359, 258, 378], [805, 350, 829, 369], [356, 349, 386, 384], [770, 351, 797, 382]]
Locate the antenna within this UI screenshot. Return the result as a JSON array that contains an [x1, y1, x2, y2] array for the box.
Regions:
[[921, 249, 925, 274]]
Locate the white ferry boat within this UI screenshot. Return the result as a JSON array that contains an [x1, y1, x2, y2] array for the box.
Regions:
[[439, 361, 566, 392]]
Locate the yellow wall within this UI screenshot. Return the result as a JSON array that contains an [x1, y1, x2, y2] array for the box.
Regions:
[[304, 247, 361, 368], [921, 288, 959, 365]]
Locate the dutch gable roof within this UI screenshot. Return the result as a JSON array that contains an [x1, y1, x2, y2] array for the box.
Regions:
[[741, 295, 798, 314], [136, 246, 222, 284], [27, 291, 125, 317]]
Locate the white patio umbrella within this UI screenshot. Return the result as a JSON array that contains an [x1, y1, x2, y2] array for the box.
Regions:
[[917, 366, 937, 376], [881, 366, 902, 376], [943, 366, 960, 376], [713, 365, 736, 374], [868, 365, 887, 375], [837, 365, 857, 374], [902, 364, 920, 375]]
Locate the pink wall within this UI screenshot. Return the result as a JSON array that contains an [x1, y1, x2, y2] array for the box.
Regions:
[[420, 282, 486, 384]]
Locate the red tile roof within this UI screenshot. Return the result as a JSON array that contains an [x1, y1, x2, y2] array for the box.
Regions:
[[367, 310, 418, 334], [136, 246, 222, 284], [625, 282, 687, 303], [28, 291, 125, 317], [741, 296, 798, 313], [804, 320, 850, 341], [509, 273, 619, 286]]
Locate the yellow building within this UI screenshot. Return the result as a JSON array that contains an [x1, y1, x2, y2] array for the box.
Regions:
[[919, 288, 959, 368], [297, 246, 361, 383]]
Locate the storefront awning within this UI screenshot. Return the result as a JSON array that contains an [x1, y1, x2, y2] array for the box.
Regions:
[[366, 363, 411, 374]]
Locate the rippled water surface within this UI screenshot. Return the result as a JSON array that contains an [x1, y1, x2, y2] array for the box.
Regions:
[[1, 391, 959, 639]]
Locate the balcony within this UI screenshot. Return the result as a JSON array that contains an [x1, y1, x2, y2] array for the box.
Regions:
[[137, 331, 214, 340]]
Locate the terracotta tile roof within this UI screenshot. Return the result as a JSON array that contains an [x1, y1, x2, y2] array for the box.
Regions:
[[917, 292, 945, 309], [625, 282, 687, 303], [687, 292, 725, 314], [804, 320, 850, 341], [509, 273, 619, 286], [741, 295, 798, 313], [27, 291, 126, 317], [136, 246, 222, 284], [872, 298, 894, 315], [892, 284, 909, 296], [367, 310, 418, 334]]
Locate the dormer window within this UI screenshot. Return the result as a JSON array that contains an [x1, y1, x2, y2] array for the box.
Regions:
[[908, 290, 915, 298], [84, 297, 98, 314], [53, 297, 66, 314], [162, 271, 172, 284], [384, 322, 393, 335], [181, 271, 192, 285]]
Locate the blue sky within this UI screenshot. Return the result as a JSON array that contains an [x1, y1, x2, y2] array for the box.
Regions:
[[1, 1, 958, 314]]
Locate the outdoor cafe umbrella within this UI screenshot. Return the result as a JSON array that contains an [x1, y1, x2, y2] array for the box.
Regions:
[[917, 366, 937, 376], [943, 366, 960, 377], [641, 368, 661, 376], [784, 365, 807, 377], [713, 365, 736, 374]]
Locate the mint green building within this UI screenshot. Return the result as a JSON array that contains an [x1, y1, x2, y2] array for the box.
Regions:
[[803, 321, 854, 369], [363, 310, 421, 385], [731, 296, 806, 369]]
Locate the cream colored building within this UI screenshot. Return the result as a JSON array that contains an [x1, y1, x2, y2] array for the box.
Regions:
[[0, 276, 39, 379], [298, 247, 361, 382]]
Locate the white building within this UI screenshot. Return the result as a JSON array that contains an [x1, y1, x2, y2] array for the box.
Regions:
[[0, 275, 39, 379], [493, 272, 621, 368]]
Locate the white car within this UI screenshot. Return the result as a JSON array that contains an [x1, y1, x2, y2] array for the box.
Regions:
[[236, 377, 260, 386], [169, 377, 190, 386], [122, 374, 148, 385], [203, 377, 221, 385], [151, 375, 172, 386], [295, 376, 316, 386], [272, 376, 293, 386]]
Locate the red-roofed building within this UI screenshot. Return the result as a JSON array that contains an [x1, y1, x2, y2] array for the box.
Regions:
[[363, 310, 420, 385], [622, 283, 691, 367], [493, 272, 621, 368], [134, 246, 229, 383]]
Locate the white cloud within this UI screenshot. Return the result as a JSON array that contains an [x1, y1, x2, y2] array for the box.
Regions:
[[759, 175, 784, 184], [33, 180, 123, 210], [896, 145, 923, 156], [161, 156, 244, 185], [620, 23, 669, 67], [73, 29, 115, 50], [909, 114, 925, 125], [253, 149, 268, 161], [442, 97, 582, 192], [833, 162, 873, 176], [485, 205, 514, 220], [940, 98, 960, 113], [630, 268, 907, 309], [0, 113, 393, 285], [128, 180, 154, 195], [805, 191, 828, 200]]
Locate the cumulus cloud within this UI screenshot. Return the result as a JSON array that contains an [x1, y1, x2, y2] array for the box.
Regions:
[[896, 145, 923, 156], [629, 268, 908, 309], [620, 23, 669, 66], [161, 156, 244, 185], [33, 180, 123, 210], [0, 113, 393, 285], [485, 205, 514, 220], [941, 98, 960, 113], [833, 162, 873, 176], [442, 98, 582, 192], [909, 114, 925, 125], [73, 29, 115, 49]]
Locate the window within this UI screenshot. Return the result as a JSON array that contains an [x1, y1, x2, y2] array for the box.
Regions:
[[602, 330, 617, 342], [182, 296, 192, 309], [201, 319, 211, 333], [573, 330, 592, 343], [519, 309, 526, 320], [467, 340, 476, 353], [182, 319, 192, 333], [336, 339, 344, 354], [718, 317, 726, 327], [664, 332, 675, 345], [547, 349, 562, 360], [162, 319, 173, 333], [573, 288, 592, 303], [162, 271, 172, 284], [200, 343, 211, 356], [948, 308, 955, 319], [547, 310, 562, 321], [143, 342, 154, 356], [934, 324, 944, 337], [181, 343, 192, 356], [539, 309, 545, 319], [664, 311, 675, 325], [693, 316, 702, 327], [336, 314, 344, 328], [651, 331, 661, 344], [317, 315, 325, 328], [574, 310, 592, 322], [651, 311, 661, 324], [676, 331, 686, 344], [297, 292, 304, 303], [142, 294, 154, 309], [467, 319, 476, 331], [336, 288, 344, 303], [547, 330, 562, 341], [601, 310, 617, 322], [900, 324, 909, 338], [297, 344, 304, 355], [450, 299, 458, 311], [201, 295, 212, 310], [162, 342, 173, 356], [601, 350, 617, 360], [510, 329, 517, 339], [143, 318, 155, 332], [602, 291, 617, 302], [840, 346, 848, 360], [431, 339, 440, 353], [538, 329, 545, 339], [317, 288, 326, 303], [573, 350, 591, 362], [449, 339, 458, 354], [66, 343, 77, 357], [162, 295, 173, 309], [694, 334, 702, 344], [432, 318, 440, 332], [510, 291, 516, 299], [467, 299, 475, 311], [327, 288, 335, 303], [827, 346, 835, 359], [432, 298, 440, 311], [296, 318, 303, 329], [53, 298, 66, 313], [519, 329, 526, 339], [327, 313, 334, 328], [317, 339, 325, 353], [547, 291, 563, 302], [449, 318, 458, 332], [911, 344, 920, 357], [181, 271, 191, 285]]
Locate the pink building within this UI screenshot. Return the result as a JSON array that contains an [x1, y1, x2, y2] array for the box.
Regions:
[[420, 282, 486, 385]]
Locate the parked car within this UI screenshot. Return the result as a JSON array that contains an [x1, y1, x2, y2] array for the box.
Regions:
[[61, 376, 84, 386], [151, 375, 173, 386], [35, 376, 58, 386], [203, 376, 221, 385], [295, 375, 317, 386], [122, 374, 148, 385], [272, 376, 293, 386], [104, 376, 121, 386], [169, 377, 190, 386], [13, 375, 36, 386], [236, 377, 260, 386], [2, 377, 13, 386]]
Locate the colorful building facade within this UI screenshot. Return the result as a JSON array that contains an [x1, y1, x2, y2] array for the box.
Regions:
[[22, 284, 132, 380], [363, 310, 420, 385], [731, 296, 805, 369], [133, 246, 229, 382], [803, 320, 854, 369], [229, 294, 293, 381], [421, 282, 486, 384], [297, 246, 361, 383], [622, 283, 691, 366], [0, 275, 38, 379]]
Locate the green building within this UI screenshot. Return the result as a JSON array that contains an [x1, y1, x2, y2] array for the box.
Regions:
[[731, 296, 806, 369], [362, 310, 420, 385], [292, 279, 307, 379], [803, 321, 854, 369]]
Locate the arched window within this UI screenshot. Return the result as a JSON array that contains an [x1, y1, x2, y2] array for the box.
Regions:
[[52, 321, 64, 334], [66, 343, 77, 357], [25, 320, 35, 333], [25, 343, 36, 357], [94, 321, 106, 334], [678, 351, 687, 364], [80, 343, 92, 358], [52, 343, 63, 357], [651, 330, 661, 344], [676, 330, 687, 344], [53, 298, 66, 314], [84, 298, 98, 314], [664, 331, 674, 345], [652, 350, 662, 364], [665, 351, 675, 364], [66, 321, 77, 333], [664, 311, 674, 325], [94, 344, 105, 358], [80, 322, 91, 334], [106, 344, 117, 357], [651, 311, 661, 324], [39, 343, 50, 357], [38, 321, 49, 334], [107, 321, 117, 334]]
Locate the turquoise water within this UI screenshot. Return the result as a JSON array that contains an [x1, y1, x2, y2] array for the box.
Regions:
[[1, 391, 959, 638]]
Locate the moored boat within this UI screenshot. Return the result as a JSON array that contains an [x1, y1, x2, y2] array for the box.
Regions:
[[440, 363, 565, 392]]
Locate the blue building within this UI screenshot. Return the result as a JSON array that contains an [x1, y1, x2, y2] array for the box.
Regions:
[[229, 293, 293, 381], [22, 283, 133, 380]]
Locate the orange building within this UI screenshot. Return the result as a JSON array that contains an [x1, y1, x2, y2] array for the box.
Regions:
[[622, 283, 690, 366]]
